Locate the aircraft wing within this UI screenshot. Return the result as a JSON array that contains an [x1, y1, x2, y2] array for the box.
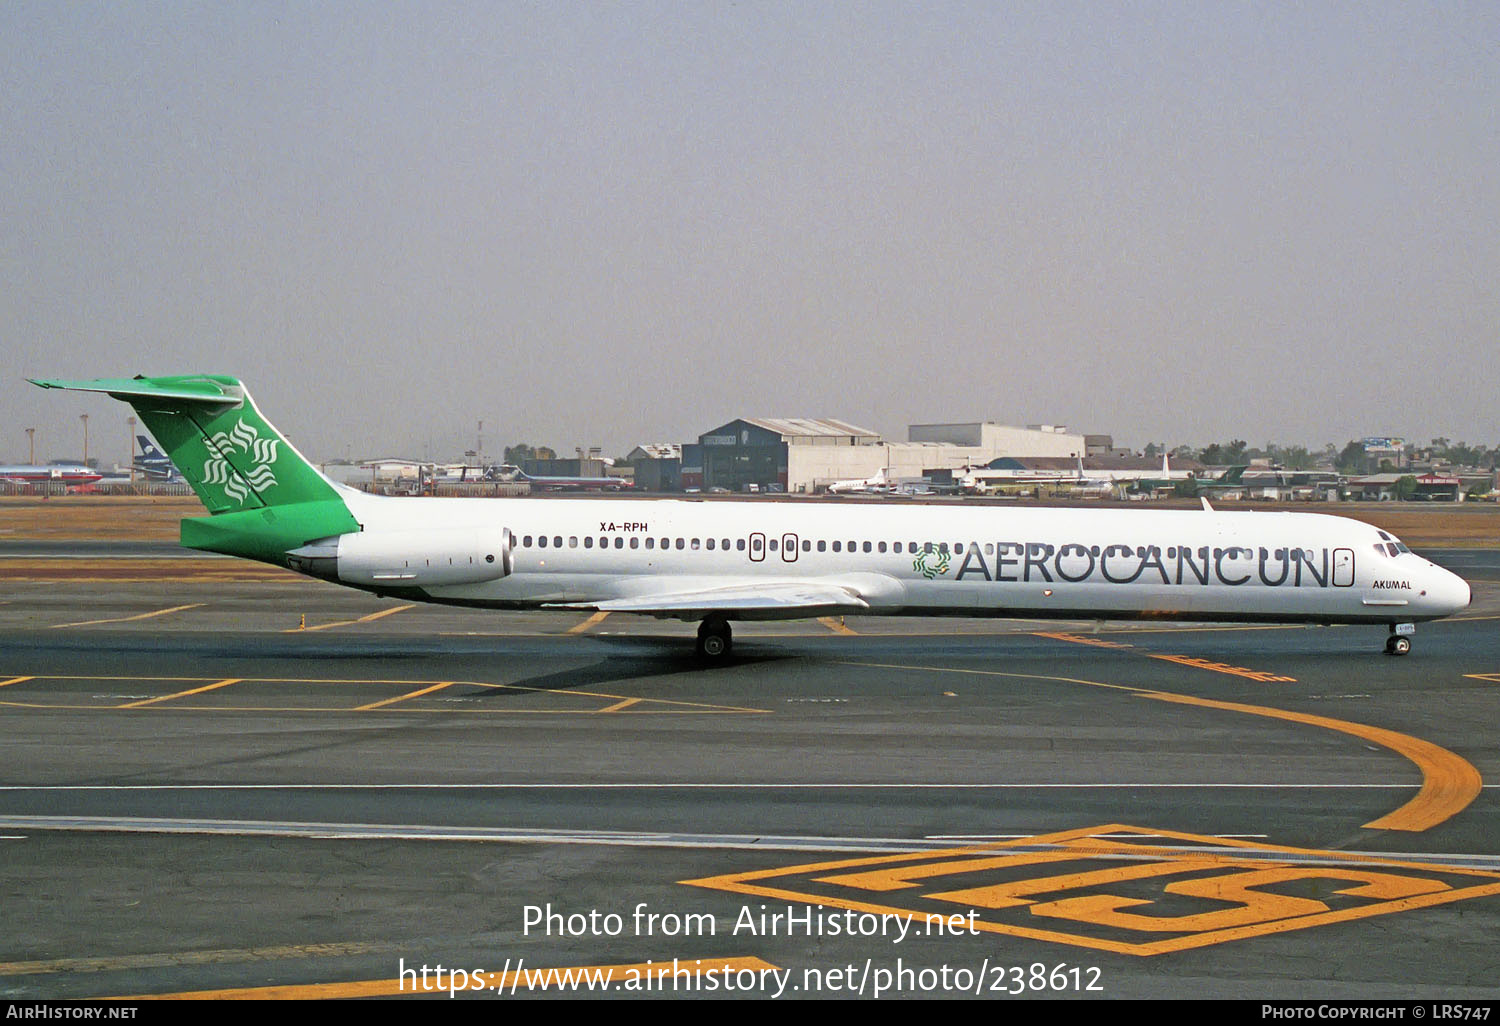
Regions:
[[549, 580, 870, 619]]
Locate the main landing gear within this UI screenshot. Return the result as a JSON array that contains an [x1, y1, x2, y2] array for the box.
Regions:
[[696, 614, 733, 661], [1384, 623, 1414, 657]]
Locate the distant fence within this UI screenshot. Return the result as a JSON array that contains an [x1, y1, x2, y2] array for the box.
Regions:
[[355, 482, 532, 498], [0, 481, 195, 498]]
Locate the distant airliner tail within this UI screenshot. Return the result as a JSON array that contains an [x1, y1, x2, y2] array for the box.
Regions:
[[136, 435, 167, 461]]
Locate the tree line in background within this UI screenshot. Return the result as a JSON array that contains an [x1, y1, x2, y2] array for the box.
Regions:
[[1140, 439, 1499, 473]]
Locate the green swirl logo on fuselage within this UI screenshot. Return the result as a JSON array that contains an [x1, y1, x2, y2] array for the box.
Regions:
[[913, 547, 951, 580]]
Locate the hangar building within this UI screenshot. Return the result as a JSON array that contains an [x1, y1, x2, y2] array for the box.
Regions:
[[680, 419, 1089, 493]]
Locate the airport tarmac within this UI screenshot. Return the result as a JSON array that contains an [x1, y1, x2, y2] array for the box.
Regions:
[[2, 548, 1499, 999]]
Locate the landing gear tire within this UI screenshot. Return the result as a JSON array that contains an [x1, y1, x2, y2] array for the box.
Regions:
[[1385, 635, 1411, 657], [696, 616, 733, 661]]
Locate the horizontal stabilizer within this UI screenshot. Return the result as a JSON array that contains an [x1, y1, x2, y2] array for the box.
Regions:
[[28, 375, 244, 408]]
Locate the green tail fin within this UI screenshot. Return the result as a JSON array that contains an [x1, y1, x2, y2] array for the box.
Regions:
[[29, 374, 358, 562], [30, 374, 337, 512]]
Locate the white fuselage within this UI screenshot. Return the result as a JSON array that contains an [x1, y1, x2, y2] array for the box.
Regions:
[[330, 490, 1471, 626]]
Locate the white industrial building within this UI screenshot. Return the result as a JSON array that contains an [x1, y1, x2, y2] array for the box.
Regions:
[[681, 418, 1090, 493]]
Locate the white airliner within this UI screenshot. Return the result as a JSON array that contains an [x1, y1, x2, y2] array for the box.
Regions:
[[30, 375, 1471, 659], [0, 462, 102, 487]]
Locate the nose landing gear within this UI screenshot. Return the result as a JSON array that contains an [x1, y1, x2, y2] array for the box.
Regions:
[[696, 614, 733, 661], [1384, 623, 1414, 656]]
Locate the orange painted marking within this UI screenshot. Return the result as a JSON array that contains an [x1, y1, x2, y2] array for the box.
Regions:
[[684, 823, 1500, 957]]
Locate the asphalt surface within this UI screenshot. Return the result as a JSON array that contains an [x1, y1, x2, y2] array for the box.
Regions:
[[1, 551, 1498, 1000]]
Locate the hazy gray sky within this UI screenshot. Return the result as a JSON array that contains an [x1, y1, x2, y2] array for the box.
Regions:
[[5, 2, 1496, 464]]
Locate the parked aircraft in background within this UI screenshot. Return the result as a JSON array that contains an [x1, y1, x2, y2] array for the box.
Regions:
[[517, 470, 632, 492], [826, 467, 892, 494], [31, 374, 1470, 660], [1122, 454, 1194, 496], [1178, 465, 1250, 497], [0, 462, 102, 487], [134, 435, 184, 481]]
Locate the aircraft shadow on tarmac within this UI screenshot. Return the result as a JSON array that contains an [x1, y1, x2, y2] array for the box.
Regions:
[[8, 629, 795, 692]]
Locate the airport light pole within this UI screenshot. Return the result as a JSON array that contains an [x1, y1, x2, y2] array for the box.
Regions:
[[80, 414, 89, 466], [126, 416, 136, 484], [26, 427, 35, 464]]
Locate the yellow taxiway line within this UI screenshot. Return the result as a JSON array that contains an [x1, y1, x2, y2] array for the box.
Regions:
[[1147, 691, 1482, 832], [353, 681, 455, 711], [842, 659, 1480, 832], [118, 679, 243, 709], [288, 604, 416, 633], [49, 603, 204, 629], [566, 610, 611, 634]]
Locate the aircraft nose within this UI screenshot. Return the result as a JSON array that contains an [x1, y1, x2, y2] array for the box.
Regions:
[[1428, 565, 1471, 616]]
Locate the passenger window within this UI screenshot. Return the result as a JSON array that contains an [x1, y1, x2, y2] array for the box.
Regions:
[[691, 538, 701, 550], [569, 537, 577, 548], [614, 537, 624, 549], [802, 540, 811, 552], [523, 535, 533, 547], [722, 538, 730, 549], [629, 537, 639, 549], [584, 537, 593, 549], [832, 541, 842, 553], [707, 538, 716, 550], [877, 541, 886, 553], [554, 536, 562, 547], [862, 541, 872, 553], [736, 539, 746, 551], [817, 540, 827, 552], [676, 538, 685, 550], [893, 542, 903, 554], [646, 538, 654, 549], [769, 539, 778, 552]]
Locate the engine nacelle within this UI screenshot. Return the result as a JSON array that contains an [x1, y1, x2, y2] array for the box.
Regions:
[[287, 526, 513, 587]]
